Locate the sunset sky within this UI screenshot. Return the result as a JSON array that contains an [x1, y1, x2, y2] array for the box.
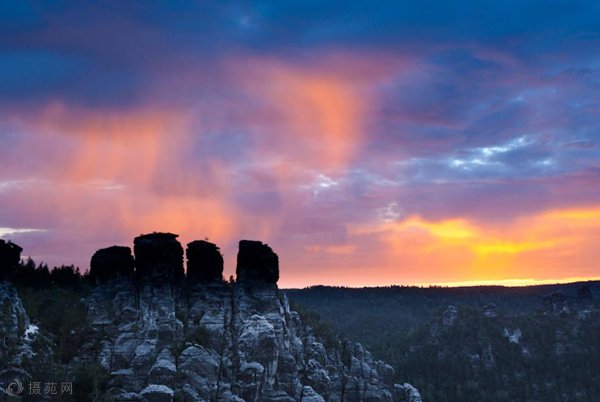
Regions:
[[1, 1, 600, 287]]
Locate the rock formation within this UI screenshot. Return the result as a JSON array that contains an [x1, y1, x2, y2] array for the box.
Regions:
[[82, 237, 415, 401], [236, 240, 279, 284], [86, 274, 407, 401], [544, 291, 568, 314], [442, 305, 457, 327], [89, 245, 135, 284], [186, 240, 224, 282], [394, 384, 423, 402], [0, 240, 22, 280], [483, 303, 498, 318], [134, 232, 184, 282], [0, 235, 421, 401], [0, 281, 36, 394]]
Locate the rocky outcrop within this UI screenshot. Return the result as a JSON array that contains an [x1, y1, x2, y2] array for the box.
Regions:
[[394, 384, 422, 402], [483, 303, 498, 318], [544, 291, 568, 314], [0, 240, 22, 280], [0, 236, 420, 401], [0, 281, 35, 391], [186, 240, 224, 282], [88, 276, 358, 401], [236, 240, 279, 284], [90, 245, 135, 284], [442, 305, 457, 326], [134, 233, 184, 283], [82, 236, 416, 401]]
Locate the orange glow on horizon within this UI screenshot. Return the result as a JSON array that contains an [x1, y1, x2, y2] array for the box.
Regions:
[[281, 276, 600, 289], [321, 206, 600, 288], [411, 276, 600, 288]]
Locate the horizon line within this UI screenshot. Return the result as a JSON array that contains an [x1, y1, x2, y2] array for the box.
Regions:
[[283, 276, 600, 290]]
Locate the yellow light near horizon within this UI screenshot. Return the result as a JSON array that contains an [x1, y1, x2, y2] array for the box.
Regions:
[[342, 205, 600, 287], [543, 207, 600, 221], [473, 240, 556, 255], [413, 276, 600, 288], [401, 217, 476, 240]]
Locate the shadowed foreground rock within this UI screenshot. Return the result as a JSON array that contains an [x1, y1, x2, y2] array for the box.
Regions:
[[134, 232, 184, 282], [186, 240, 223, 282], [0, 240, 22, 280], [236, 240, 279, 284], [89, 246, 134, 284]]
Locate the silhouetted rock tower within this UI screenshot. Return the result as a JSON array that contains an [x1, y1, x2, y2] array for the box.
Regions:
[[236, 240, 279, 284], [88, 234, 280, 286], [186, 240, 224, 282], [89, 245, 134, 284], [0, 239, 22, 280], [134, 232, 184, 282]]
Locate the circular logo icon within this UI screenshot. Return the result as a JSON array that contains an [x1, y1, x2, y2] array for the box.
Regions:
[[5, 379, 24, 396]]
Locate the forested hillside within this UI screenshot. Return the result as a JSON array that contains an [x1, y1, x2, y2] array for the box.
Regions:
[[287, 283, 600, 401]]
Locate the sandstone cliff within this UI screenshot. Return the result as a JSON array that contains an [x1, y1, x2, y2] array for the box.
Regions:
[[0, 235, 421, 402]]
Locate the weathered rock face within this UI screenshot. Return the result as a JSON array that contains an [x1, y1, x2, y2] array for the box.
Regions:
[[236, 240, 279, 284], [134, 233, 184, 282], [82, 237, 418, 401], [1, 237, 420, 402], [84, 276, 416, 402], [90, 245, 135, 284], [0, 281, 35, 389], [394, 384, 422, 402], [0, 240, 22, 280], [186, 240, 224, 282]]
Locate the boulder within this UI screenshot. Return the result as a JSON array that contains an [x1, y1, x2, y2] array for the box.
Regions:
[[113, 332, 141, 364], [149, 348, 177, 386], [300, 386, 326, 402], [134, 233, 184, 282], [140, 384, 174, 402], [177, 346, 219, 378], [89, 246, 134, 284], [394, 383, 423, 402], [186, 240, 223, 282], [132, 340, 158, 368], [0, 240, 22, 280], [380, 364, 395, 388], [236, 240, 279, 283], [364, 383, 393, 402]]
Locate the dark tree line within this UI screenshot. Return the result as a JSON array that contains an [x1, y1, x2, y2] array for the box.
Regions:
[[10, 257, 87, 290]]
